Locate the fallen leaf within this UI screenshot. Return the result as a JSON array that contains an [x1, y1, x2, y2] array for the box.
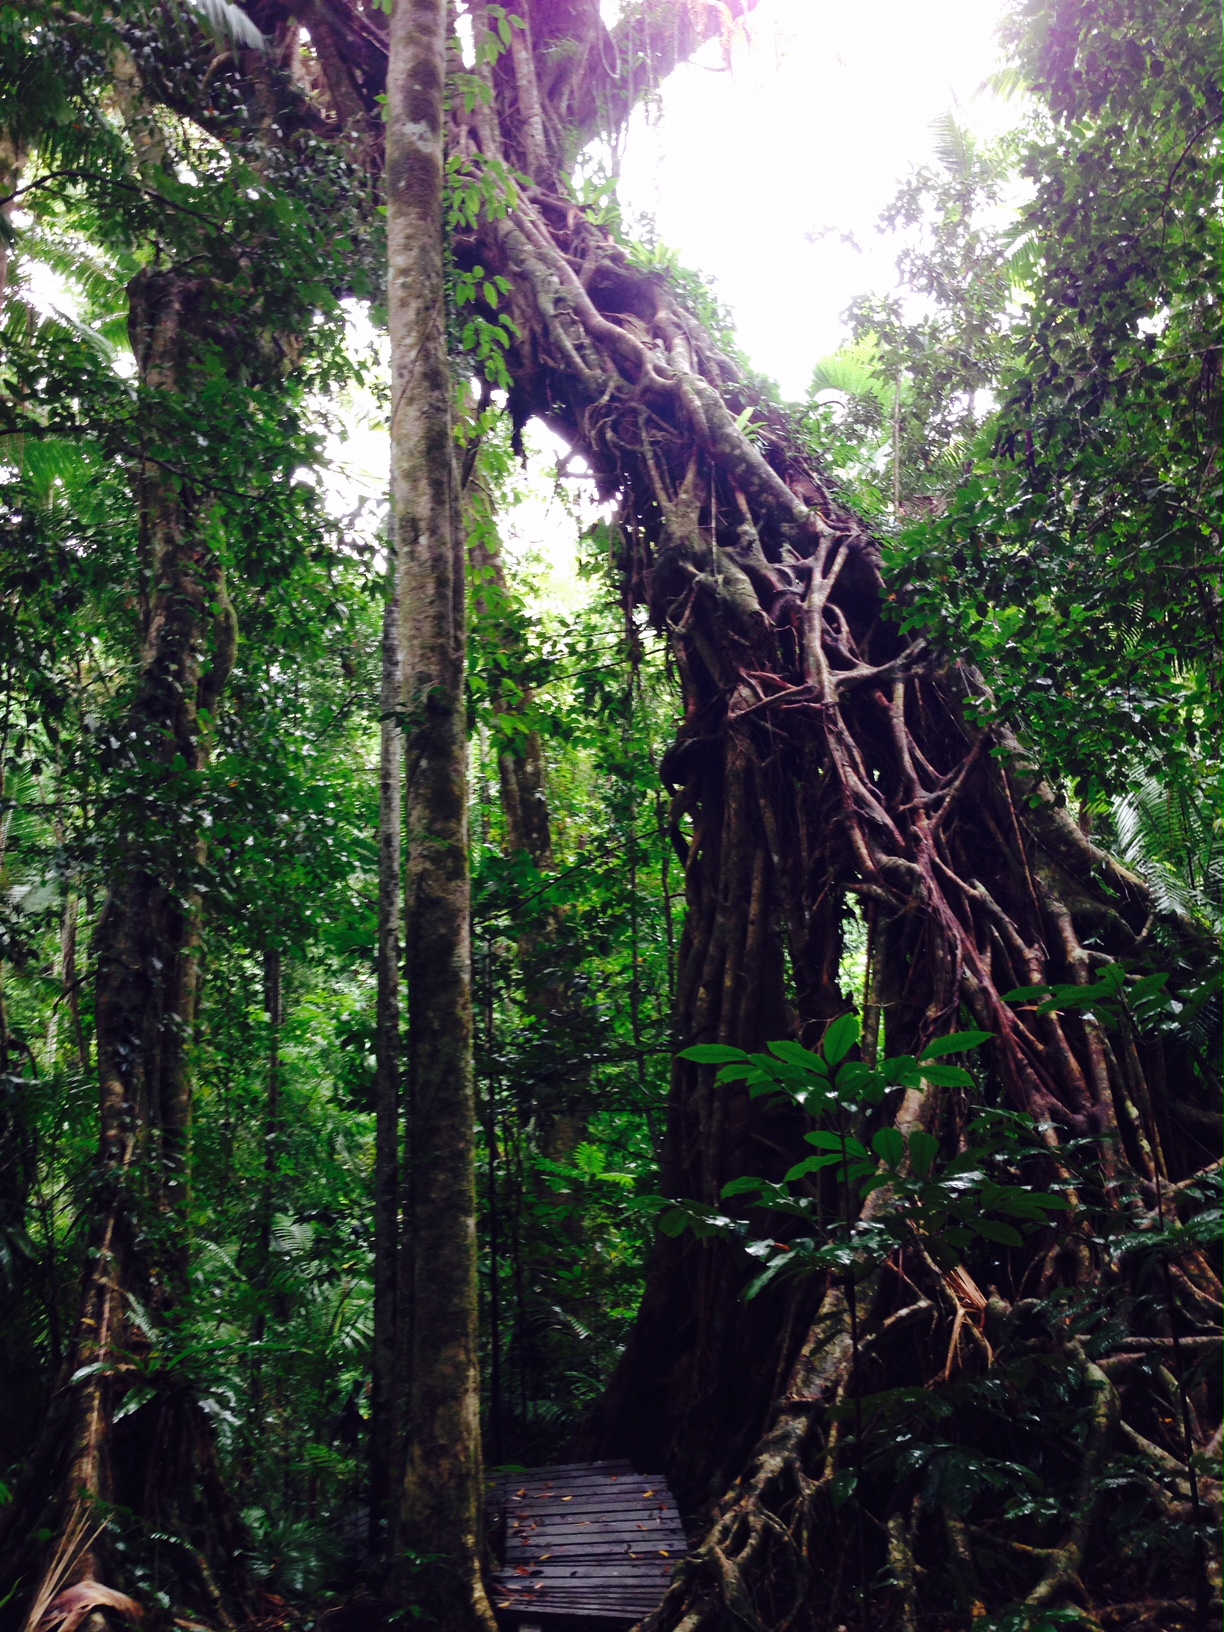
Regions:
[[39, 1586, 143, 1632]]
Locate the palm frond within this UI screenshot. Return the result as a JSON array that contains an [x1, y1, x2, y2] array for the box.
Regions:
[[188, 0, 267, 52], [930, 111, 975, 182]]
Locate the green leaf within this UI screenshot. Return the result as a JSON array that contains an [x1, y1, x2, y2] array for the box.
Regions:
[[907, 1130, 940, 1177], [919, 1064, 975, 1088], [919, 1030, 993, 1059], [784, 1154, 842, 1181], [805, 1130, 867, 1158], [679, 1044, 750, 1065], [114, 1383, 156, 1422], [722, 1175, 767, 1198], [973, 1219, 1023, 1247], [835, 1060, 882, 1097], [713, 1063, 757, 1084], [767, 1039, 828, 1074], [882, 1054, 923, 1087], [822, 1013, 860, 1066], [872, 1127, 906, 1168], [743, 1257, 790, 1301]]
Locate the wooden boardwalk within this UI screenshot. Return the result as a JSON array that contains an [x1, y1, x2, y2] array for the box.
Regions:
[[488, 1460, 688, 1631]]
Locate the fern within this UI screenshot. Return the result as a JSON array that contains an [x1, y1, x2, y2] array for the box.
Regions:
[[1111, 772, 1221, 932]]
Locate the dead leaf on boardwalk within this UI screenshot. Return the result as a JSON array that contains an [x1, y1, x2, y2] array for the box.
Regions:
[[38, 1585, 143, 1632]]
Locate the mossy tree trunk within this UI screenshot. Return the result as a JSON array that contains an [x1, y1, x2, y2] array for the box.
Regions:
[[385, 0, 495, 1624], [371, 546, 404, 1556]]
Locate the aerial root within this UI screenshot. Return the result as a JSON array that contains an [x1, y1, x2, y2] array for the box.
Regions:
[[1021, 1342, 1119, 1613]]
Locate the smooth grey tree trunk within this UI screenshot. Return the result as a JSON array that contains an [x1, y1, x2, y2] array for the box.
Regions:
[[385, 0, 493, 1624], [370, 554, 403, 1554]]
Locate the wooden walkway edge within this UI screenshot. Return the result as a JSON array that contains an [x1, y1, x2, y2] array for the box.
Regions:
[[488, 1460, 688, 1631]]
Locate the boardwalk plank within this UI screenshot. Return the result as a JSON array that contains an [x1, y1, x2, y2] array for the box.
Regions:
[[489, 1461, 688, 1631]]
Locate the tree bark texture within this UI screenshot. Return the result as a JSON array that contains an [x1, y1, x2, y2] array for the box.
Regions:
[[0, 267, 248, 1629], [385, 0, 493, 1624], [371, 554, 405, 1555]]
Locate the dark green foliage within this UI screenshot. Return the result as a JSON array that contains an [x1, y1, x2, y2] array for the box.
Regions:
[[0, 0, 1218, 1621]]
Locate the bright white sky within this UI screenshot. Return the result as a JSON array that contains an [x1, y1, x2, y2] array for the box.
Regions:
[[615, 0, 1013, 398]]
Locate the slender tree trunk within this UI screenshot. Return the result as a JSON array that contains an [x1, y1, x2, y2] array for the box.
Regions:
[[385, 0, 493, 1623], [370, 549, 403, 1555], [0, 126, 23, 312], [251, 944, 283, 1357]]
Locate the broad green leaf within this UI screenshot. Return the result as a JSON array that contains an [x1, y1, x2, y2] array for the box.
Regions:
[[883, 1055, 923, 1087], [714, 1063, 757, 1084], [835, 1060, 882, 1098], [768, 1039, 828, 1074], [973, 1219, 1023, 1247], [805, 1130, 868, 1158], [919, 1030, 993, 1059], [722, 1175, 767, 1198], [822, 1013, 860, 1066], [919, 1064, 975, 1088], [872, 1127, 906, 1168], [679, 1044, 750, 1065], [784, 1154, 843, 1181], [907, 1130, 940, 1177], [1002, 984, 1053, 1002]]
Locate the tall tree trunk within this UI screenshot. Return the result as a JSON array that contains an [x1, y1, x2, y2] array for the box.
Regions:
[[370, 547, 404, 1555], [385, 1, 493, 1624], [0, 266, 248, 1630]]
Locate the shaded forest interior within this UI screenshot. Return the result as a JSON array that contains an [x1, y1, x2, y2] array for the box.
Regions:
[[0, 2, 1219, 1631]]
